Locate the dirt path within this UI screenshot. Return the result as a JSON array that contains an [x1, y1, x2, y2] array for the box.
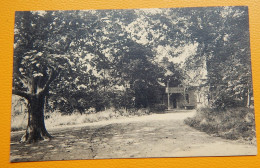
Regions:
[[10, 110, 257, 162]]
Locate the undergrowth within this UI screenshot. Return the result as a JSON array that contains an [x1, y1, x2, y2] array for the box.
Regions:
[[11, 108, 152, 131], [184, 107, 256, 143]]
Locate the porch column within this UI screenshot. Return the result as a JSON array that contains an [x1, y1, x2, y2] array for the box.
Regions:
[[167, 81, 170, 110]]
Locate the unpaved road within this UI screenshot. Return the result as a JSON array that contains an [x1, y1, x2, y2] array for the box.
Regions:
[[10, 110, 257, 162]]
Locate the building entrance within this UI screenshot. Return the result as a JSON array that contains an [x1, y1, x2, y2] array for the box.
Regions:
[[172, 97, 177, 108]]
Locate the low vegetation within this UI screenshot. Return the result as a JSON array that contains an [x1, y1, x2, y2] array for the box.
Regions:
[[184, 107, 256, 143], [11, 108, 153, 132]]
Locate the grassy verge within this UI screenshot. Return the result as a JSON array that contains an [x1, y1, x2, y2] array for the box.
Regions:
[[11, 108, 151, 131], [184, 107, 256, 143]]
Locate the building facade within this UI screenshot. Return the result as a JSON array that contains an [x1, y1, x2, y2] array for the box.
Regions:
[[164, 86, 208, 110]]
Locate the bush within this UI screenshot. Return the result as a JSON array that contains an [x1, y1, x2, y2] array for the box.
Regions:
[[150, 104, 167, 113], [185, 107, 256, 142], [211, 93, 243, 110]]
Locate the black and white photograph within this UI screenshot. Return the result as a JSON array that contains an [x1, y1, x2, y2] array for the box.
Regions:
[[10, 6, 257, 162]]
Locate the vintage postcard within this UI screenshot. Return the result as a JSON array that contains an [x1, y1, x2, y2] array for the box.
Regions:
[[10, 6, 257, 162]]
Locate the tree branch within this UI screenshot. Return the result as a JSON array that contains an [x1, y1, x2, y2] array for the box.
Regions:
[[64, 37, 72, 53], [12, 89, 30, 100], [13, 72, 31, 91], [41, 67, 59, 94]]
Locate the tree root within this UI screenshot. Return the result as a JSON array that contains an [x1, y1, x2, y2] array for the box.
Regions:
[[20, 129, 53, 143]]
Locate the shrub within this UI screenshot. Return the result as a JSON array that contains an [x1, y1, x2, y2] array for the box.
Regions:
[[185, 107, 256, 142], [211, 93, 243, 110], [150, 104, 167, 113]]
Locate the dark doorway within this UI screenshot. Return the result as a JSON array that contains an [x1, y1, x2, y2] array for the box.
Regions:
[[173, 97, 177, 108]]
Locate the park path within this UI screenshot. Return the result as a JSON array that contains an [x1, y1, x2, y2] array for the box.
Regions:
[[10, 110, 257, 162]]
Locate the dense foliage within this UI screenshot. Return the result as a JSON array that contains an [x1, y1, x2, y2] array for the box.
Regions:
[[12, 7, 253, 142]]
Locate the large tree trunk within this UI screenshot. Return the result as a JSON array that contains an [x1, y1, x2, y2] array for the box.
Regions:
[[13, 66, 57, 143], [20, 94, 52, 143]]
